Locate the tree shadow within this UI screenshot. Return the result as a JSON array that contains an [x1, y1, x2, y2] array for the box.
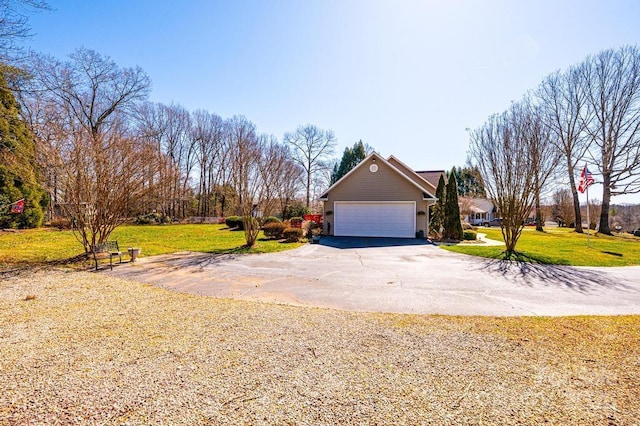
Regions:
[[0, 254, 91, 278], [476, 253, 634, 293]]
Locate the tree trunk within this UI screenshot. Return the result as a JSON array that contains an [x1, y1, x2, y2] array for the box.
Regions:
[[567, 161, 583, 233], [535, 193, 543, 232], [599, 173, 612, 234]]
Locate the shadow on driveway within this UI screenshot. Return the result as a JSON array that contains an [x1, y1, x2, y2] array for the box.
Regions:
[[477, 258, 634, 294], [319, 236, 433, 249]]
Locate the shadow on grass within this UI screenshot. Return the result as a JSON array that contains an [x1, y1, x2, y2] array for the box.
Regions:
[[0, 254, 92, 278], [477, 251, 633, 293]]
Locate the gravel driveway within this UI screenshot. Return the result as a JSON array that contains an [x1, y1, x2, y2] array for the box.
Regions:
[[107, 237, 640, 316]]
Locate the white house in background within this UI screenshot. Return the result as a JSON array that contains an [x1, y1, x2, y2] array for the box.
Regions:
[[461, 197, 497, 226]]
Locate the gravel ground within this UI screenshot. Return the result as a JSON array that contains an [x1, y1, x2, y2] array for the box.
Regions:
[[1, 269, 639, 425]]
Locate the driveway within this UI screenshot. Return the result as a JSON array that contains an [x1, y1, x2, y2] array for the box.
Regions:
[[107, 237, 640, 316]]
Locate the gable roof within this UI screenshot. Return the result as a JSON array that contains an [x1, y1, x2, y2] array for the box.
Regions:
[[319, 152, 436, 200], [462, 197, 495, 213]]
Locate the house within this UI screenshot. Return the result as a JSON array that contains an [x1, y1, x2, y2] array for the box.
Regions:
[[460, 197, 497, 225], [319, 152, 443, 238]]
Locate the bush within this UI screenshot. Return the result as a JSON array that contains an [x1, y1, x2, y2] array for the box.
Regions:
[[135, 212, 170, 225], [283, 227, 304, 242], [49, 217, 71, 230], [462, 222, 472, 230], [290, 217, 303, 228], [285, 201, 309, 220], [225, 216, 242, 230], [263, 216, 282, 225], [303, 220, 322, 239], [463, 230, 477, 241], [263, 222, 286, 239]]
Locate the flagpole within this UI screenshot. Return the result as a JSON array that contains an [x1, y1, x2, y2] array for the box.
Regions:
[[0, 199, 23, 210], [586, 182, 591, 248]]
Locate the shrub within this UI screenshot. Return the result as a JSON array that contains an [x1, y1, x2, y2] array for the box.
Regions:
[[263, 222, 286, 239], [290, 216, 303, 228], [135, 212, 170, 225], [463, 230, 477, 241], [285, 201, 308, 220], [263, 216, 282, 225], [283, 227, 304, 242], [462, 222, 472, 230], [303, 220, 322, 239], [225, 216, 242, 230], [49, 217, 71, 230]]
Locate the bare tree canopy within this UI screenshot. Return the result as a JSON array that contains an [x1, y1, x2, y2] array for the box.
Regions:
[[20, 48, 153, 252], [283, 124, 336, 208], [537, 65, 591, 233], [0, 0, 49, 62], [580, 45, 640, 234], [469, 98, 558, 255]]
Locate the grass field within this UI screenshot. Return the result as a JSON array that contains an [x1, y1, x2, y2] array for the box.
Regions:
[[444, 226, 640, 266], [0, 224, 302, 267]]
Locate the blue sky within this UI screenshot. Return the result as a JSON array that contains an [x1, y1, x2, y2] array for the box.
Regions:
[[26, 0, 640, 203]]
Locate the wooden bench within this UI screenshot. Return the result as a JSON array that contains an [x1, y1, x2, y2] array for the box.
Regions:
[[93, 241, 122, 270]]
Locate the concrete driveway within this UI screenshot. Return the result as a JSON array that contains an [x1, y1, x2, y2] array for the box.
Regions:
[[107, 237, 640, 316]]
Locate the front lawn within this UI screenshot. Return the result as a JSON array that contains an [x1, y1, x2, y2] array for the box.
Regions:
[[444, 226, 640, 266], [0, 224, 302, 267]]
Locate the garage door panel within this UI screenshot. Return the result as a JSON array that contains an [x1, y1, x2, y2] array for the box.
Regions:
[[334, 202, 415, 238]]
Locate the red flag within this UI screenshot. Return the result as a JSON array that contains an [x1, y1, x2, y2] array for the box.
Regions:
[[578, 165, 595, 194], [10, 198, 25, 214]]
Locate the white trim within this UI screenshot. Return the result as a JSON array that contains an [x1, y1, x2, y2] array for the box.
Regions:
[[334, 201, 416, 238]]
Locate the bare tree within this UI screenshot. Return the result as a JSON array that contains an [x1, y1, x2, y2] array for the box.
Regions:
[[23, 48, 153, 253], [581, 46, 640, 234], [227, 116, 263, 246], [551, 187, 575, 226], [519, 97, 560, 231], [469, 109, 536, 255], [538, 65, 591, 233], [191, 109, 226, 217], [284, 124, 336, 208], [0, 0, 50, 62], [135, 102, 195, 218]]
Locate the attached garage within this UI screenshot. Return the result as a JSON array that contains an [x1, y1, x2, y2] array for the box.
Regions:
[[334, 201, 416, 238], [321, 153, 441, 239]]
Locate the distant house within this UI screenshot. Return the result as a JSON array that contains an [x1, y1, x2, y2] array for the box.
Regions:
[[460, 197, 497, 226], [320, 152, 444, 238]]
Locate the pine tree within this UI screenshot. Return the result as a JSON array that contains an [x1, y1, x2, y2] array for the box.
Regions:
[[330, 140, 368, 184], [443, 167, 463, 240], [0, 67, 46, 228], [430, 174, 446, 237]]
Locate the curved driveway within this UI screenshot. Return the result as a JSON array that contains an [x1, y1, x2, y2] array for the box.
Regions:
[[107, 237, 640, 316]]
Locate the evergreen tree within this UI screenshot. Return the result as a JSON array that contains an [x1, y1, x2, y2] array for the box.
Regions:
[[454, 165, 486, 197], [0, 67, 45, 228], [443, 167, 463, 240], [430, 173, 446, 236], [330, 140, 368, 184]]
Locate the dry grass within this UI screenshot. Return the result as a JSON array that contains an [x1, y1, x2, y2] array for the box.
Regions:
[[1, 269, 639, 424]]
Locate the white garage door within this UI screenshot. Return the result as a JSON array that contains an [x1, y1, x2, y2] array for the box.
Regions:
[[334, 201, 416, 238]]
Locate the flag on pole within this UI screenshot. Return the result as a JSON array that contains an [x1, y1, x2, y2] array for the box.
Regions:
[[578, 165, 595, 193], [10, 198, 25, 214]]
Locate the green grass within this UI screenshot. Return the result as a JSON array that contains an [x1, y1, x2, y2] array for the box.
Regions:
[[444, 226, 640, 266], [0, 224, 303, 267]]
